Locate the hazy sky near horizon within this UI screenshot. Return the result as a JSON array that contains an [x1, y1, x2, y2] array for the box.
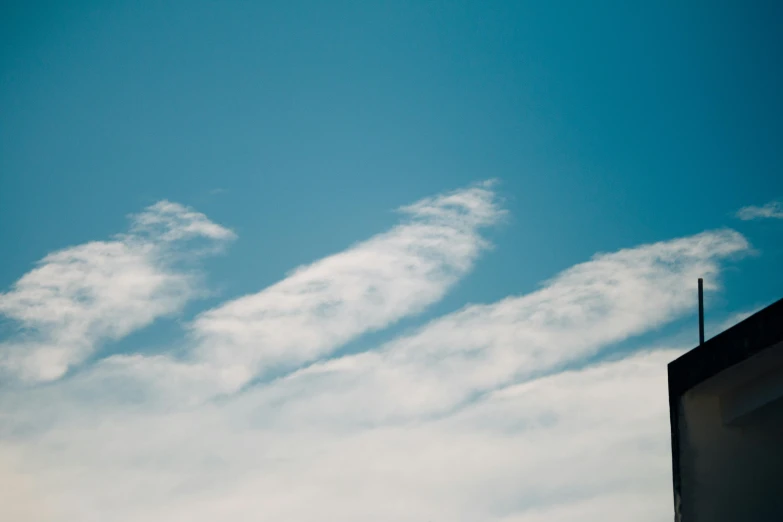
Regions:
[[1, 2, 782, 521]]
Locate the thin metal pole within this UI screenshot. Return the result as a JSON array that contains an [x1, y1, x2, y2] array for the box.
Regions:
[[698, 278, 704, 345]]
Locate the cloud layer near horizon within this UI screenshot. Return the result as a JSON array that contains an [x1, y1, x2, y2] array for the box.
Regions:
[[0, 183, 755, 522]]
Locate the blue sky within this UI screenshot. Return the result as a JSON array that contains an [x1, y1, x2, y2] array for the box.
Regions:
[[1, 2, 782, 521]]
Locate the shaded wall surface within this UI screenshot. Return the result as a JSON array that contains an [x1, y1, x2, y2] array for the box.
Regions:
[[669, 299, 783, 522], [677, 343, 783, 521]]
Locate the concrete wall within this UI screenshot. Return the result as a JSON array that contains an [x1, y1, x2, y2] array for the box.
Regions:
[[677, 342, 783, 522]]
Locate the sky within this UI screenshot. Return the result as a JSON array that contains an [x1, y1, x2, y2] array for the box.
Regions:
[[1, 1, 782, 521]]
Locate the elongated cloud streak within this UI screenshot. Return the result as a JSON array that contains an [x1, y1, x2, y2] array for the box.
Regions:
[[257, 229, 748, 425], [0, 202, 235, 382], [189, 182, 504, 390], [735, 200, 783, 220]]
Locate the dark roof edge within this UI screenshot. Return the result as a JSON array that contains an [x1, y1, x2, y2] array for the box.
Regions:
[[668, 297, 783, 398]]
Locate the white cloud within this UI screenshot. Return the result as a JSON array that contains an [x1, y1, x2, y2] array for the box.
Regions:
[[735, 200, 783, 220], [188, 181, 505, 391], [130, 200, 237, 243], [0, 444, 52, 522], [0, 182, 755, 522], [256, 229, 748, 426], [497, 491, 671, 522], [0, 202, 235, 382], [0, 348, 681, 522]]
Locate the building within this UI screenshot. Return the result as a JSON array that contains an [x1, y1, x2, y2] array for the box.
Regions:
[[668, 297, 783, 521]]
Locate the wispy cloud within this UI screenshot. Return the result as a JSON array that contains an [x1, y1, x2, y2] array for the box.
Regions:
[[0, 202, 235, 382], [237, 229, 748, 426], [187, 181, 505, 391], [130, 200, 236, 243], [0, 183, 755, 522], [735, 200, 783, 220], [0, 347, 682, 522]]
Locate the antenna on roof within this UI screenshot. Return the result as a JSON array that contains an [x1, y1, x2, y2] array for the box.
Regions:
[[698, 278, 705, 345]]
